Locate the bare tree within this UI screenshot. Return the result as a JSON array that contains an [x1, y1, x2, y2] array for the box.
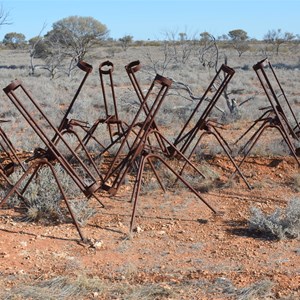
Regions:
[[28, 23, 47, 75], [264, 29, 295, 55], [41, 35, 68, 79], [143, 28, 197, 75], [144, 30, 254, 119], [0, 5, 11, 27], [163, 29, 197, 64], [171, 34, 254, 119], [119, 35, 133, 51], [143, 41, 173, 75], [198, 32, 219, 72]]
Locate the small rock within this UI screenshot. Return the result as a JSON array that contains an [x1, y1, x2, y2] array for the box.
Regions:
[[135, 226, 143, 233], [0, 252, 9, 258], [20, 241, 27, 247], [157, 230, 166, 235], [92, 240, 103, 249]]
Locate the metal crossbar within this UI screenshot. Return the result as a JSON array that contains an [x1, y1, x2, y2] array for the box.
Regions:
[[235, 58, 300, 168], [102, 67, 205, 195], [1, 80, 105, 242]]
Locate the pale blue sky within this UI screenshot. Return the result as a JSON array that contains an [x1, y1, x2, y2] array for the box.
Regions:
[[0, 0, 299, 41]]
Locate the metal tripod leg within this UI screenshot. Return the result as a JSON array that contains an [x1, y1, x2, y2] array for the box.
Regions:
[[129, 152, 219, 233]]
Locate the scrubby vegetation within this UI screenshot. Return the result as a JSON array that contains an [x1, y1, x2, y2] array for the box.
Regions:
[[248, 198, 300, 240], [0, 39, 300, 299]]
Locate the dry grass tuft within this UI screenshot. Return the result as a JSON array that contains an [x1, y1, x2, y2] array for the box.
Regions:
[[248, 198, 300, 240]]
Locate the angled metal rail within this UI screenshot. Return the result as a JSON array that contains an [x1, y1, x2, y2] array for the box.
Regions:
[[124, 60, 171, 155], [52, 61, 93, 144]]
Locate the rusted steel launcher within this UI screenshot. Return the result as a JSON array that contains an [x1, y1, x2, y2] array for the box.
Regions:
[[102, 69, 206, 196], [79, 60, 128, 151], [165, 64, 251, 189], [52, 61, 93, 144], [124, 60, 171, 155], [168, 64, 234, 156], [48, 61, 105, 179], [1, 80, 105, 242], [102, 73, 172, 195], [235, 58, 300, 168]]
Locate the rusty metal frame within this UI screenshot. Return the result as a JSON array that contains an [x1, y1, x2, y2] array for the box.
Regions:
[[129, 149, 219, 232], [52, 61, 93, 144], [1, 79, 105, 242], [168, 65, 234, 155], [88, 60, 171, 159], [165, 64, 251, 189], [78, 60, 130, 154], [49, 60, 106, 180], [102, 73, 173, 195], [124, 60, 171, 155], [98, 72, 218, 232], [123, 60, 207, 180], [235, 58, 300, 168]]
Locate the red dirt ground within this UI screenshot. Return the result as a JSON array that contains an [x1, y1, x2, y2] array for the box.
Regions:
[[0, 153, 299, 299]]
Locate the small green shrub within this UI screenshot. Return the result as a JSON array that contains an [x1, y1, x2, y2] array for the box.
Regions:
[[248, 198, 300, 240]]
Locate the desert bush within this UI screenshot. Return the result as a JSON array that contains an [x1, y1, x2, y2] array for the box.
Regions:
[[3, 164, 95, 225], [0, 271, 293, 300], [0, 273, 176, 300], [0, 275, 105, 300], [68, 199, 97, 227], [235, 279, 273, 300], [248, 198, 300, 240]]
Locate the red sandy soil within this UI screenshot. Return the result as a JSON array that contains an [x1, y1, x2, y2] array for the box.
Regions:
[[0, 153, 299, 299]]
